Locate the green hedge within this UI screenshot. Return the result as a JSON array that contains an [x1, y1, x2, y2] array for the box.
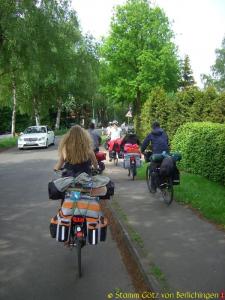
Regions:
[[171, 122, 225, 185]]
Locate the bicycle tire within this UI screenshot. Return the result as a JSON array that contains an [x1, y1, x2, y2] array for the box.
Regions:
[[77, 240, 82, 278], [131, 165, 136, 180], [161, 177, 174, 205], [146, 165, 152, 192]]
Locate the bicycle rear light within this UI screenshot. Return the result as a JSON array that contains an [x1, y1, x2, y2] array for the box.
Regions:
[[72, 216, 85, 223]]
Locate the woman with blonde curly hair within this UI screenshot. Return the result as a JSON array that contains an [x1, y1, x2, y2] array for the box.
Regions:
[[54, 125, 98, 176]]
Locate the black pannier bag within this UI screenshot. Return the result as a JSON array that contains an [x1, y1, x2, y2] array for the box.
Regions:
[[49, 215, 57, 238], [159, 156, 175, 178], [48, 181, 65, 200], [100, 180, 115, 199], [172, 165, 180, 185], [56, 218, 70, 242]]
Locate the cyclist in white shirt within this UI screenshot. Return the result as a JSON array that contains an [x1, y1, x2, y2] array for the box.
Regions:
[[110, 121, 122, 140], [108, 121, 122, 161]]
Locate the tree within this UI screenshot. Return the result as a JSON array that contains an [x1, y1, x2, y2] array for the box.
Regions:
[[0, 0, 32, 135], [101, 0, 180, 130], [180, 55, 195, 89], [212, 36, 225, 91]]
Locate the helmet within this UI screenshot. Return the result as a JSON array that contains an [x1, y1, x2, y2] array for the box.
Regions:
[[127, 128, 135, 134], [112, 120, 118, 125]]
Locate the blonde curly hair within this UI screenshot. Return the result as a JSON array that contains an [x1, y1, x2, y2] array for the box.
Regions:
[[59, 125, 93, 164]]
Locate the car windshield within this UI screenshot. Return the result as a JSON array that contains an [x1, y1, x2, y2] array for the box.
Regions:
[[24, 127, 46, 134]]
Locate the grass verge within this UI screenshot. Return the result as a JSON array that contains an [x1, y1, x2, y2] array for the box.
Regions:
[[110, 200, 169, 290], [111, 201, 144, 249], [54, 128, 68, 136], [0, 137, 18, 149], [136, 163, 225, 227]]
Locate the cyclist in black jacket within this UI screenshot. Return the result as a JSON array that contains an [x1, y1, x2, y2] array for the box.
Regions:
[[141, 121, 169, 154], [141, 121, 169, 192]]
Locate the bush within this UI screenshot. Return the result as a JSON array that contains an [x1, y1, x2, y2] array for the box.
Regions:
[[139, 87, 173, 140], [171, 122, 225, 185], [0, 137, 18, 149]]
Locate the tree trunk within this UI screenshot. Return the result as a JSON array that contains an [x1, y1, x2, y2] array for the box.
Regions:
[[11, 76, 17, 137], [33, 98, 40, 126], [134, 89, 142, 133], [55, 98, 62, 130]]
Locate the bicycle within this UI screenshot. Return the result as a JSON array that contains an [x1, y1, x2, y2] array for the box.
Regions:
[[127, 155, 137, 180], [60, 186, 107, 278], [51, 170, 107, 278], [145, 152, 174, 205]]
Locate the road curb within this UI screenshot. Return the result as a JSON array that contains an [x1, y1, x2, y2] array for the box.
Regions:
[[101, 199, 164, 298]]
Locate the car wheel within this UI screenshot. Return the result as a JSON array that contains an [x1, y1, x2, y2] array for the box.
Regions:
[[52, 136, 55, 145]]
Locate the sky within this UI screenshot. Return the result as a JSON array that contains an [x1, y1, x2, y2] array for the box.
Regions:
[[71, 0, 225, 86]]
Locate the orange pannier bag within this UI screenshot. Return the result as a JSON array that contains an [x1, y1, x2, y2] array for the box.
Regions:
[[124, 143, 141, 155]]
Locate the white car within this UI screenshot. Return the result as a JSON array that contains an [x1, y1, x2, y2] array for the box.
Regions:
[[18, 126, 55, 149]]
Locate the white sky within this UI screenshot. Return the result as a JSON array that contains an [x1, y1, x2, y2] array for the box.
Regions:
[[71, 0, 225, 86]]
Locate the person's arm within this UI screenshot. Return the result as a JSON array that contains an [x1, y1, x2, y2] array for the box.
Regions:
[[54, 153, 65, 170], [90, 150, 98, 169], [165, 132, 170, 151], [141, 134, 151, 153], [98, 134, 102, 145], [119, 128, 122, 138]]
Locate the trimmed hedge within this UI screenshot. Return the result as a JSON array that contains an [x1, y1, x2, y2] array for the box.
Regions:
[[171, 122, 225, 185]]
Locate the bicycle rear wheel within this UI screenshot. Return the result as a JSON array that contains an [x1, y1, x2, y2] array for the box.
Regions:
[[161, 177, 174, 205], [130, 165, 136, 180], [114, 155, 118, 166], [146, 165, 155, 193], [77, 240, 82, 277]]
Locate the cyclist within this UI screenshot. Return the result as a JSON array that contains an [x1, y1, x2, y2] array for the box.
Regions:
[[141, 121, 169, 154], [88, 122, 102, 152], [108, 121, 122, 161], [121, 128, 140, 148], [110, 120, 122, 140], [54, 125, 98, 177], [141, 121, 169, 192]]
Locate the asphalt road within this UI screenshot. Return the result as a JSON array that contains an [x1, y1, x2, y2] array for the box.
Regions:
[[0, 140, 134, 300]]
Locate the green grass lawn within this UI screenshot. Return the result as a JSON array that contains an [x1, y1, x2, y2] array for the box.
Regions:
[[101, 134, 108, 145], [54, 128, 68, 136], [0, 137, 18, 149], [137, 163, 225, 227]]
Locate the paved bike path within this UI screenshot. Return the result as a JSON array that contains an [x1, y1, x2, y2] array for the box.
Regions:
[[106, 160, 225, 294]]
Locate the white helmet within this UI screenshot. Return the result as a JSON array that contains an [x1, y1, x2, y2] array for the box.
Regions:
[[112, 120, 118, 125]]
